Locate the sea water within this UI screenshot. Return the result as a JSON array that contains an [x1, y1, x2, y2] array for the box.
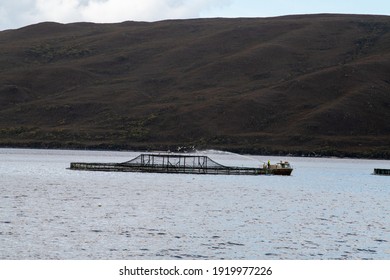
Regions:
[[0, 148, 389, 259]]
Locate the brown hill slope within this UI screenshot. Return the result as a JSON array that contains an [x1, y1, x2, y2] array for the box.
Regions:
[[1, 14, 390, 157]]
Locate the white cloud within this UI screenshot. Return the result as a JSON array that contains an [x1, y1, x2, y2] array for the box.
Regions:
[[34, 0, 83, 22], [0, 0, 231, 30], [0, 0, 35, 30], [82, 0, 231, 22]]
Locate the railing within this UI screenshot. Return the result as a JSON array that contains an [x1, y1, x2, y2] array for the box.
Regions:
[[69, 161, 264, 175]]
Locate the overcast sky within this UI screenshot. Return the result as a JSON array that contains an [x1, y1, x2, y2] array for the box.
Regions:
[[1, 0, 390, 31]]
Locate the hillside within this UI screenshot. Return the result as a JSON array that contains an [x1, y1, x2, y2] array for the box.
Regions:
[[1, 14, 390, 158]]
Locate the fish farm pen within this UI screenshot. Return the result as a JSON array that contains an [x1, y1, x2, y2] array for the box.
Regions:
[[373, 168, 390, 175], [69, 153, 272, 175]]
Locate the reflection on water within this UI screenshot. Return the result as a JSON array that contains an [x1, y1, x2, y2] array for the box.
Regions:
[[0, 148, 389, 259]]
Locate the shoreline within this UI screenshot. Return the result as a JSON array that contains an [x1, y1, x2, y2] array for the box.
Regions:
[[1, 142, 389, 160]]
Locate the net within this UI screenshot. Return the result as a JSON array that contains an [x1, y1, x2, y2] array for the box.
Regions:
[[120, 153, 227, 169]]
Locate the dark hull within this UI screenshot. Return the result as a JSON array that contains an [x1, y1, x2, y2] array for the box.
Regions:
[[270, 168, 293, 176]]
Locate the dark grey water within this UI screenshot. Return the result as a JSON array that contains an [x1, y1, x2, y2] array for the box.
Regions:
[[1, 148, 389, 259]]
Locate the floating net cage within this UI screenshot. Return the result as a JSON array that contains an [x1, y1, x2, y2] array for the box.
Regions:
[[70, 153, 267, 175]]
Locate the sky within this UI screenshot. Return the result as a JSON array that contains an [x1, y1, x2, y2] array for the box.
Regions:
[[1, 0, 390, 31]]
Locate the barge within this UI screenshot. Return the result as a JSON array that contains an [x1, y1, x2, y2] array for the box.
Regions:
[[69, 153, 293, 176]]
